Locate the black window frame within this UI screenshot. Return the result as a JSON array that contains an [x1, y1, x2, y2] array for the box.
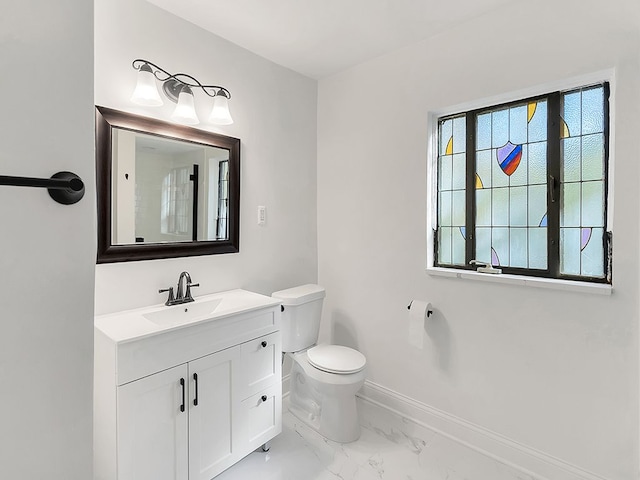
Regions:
[[434, 82, 611, 284]]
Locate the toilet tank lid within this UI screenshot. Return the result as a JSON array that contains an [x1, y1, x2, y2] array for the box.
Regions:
[[272, 284, 326, 306]]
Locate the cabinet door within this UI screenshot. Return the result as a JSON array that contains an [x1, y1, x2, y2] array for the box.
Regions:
[[239, 331, 281, 399], [188, 346, 241, 480], [117, 364, 188, 480], [238, 383, 282, 452]]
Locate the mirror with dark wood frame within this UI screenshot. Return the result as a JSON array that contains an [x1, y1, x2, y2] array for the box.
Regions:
[[96, 106, 240, 263]]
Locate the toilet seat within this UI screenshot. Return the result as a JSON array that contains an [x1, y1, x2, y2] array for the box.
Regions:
[[307, 344, 366, 374]]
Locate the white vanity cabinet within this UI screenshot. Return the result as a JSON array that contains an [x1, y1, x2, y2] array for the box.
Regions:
[[94, 290, 282, 480], [117, 364, 189, 480]]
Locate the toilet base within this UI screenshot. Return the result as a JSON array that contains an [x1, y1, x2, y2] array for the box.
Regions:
[[288, 350, 365, 443], [289, 393, 361, 443]]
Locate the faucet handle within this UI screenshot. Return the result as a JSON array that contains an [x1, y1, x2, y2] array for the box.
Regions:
[[159, 287, 175, 305], [184, 282, 200, 302]]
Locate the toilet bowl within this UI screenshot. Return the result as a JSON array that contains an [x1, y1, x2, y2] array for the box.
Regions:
[[288, 344, 366, 443], [272, 285, 367, 443]]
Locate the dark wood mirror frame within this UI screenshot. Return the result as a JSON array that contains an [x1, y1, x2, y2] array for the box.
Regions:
[[96, 106, 240, 263]]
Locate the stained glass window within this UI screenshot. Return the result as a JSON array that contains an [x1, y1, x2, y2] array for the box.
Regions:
[[435, 83, 610, 283], [437, 115, 466, 266], [560, 85, 606, 277], [474, 101, 548, 270]]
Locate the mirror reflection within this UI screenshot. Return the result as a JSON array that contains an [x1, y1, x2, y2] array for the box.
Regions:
[[111, 129, 230, 245]]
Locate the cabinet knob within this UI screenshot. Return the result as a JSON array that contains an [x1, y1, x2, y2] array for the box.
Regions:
[[261, 340, 267, 348], [261, 395, 267, 402]]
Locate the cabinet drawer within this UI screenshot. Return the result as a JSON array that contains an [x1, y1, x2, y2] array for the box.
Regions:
[[117, 309, 278, 385], [238, 383, 282, 452], [239, 332, 281, 399]]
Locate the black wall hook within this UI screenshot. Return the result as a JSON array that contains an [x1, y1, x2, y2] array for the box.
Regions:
[[0, 171, 85, 205]]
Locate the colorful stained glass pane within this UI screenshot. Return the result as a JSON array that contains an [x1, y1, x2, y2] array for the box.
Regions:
[[438, 227, 452, 264], [475, 227, 492, 265], [562, 91, 581, 137], [582, 134, 604, 181], [582, 87, 604, 135], [510, 228, 528, 268], [582, 181, 604, 227], [528, 100, 547, 142], [509, 144, 528, 187], [452, 229, 465, 265], [452, 190, 466, 226], [438, 191, 452, 226], [476, 149, 492, 189], [492, 227, 509, 266], [445, 137, 454, 155], [581, 228, 603, 276], [527, 103, 537, 122], [560, 119, 570, 139], [527, 185, 546, 228], [561, 183, 580, 227], [496, 142, 523, 176], [491, 148, 509, 188], [539, 213, 548, 227], [529, 227, 547, 269], [491, 248, 500, 267], [492, 109, 509, 148], [509, 186, 527, 226], [560, 227, 581, 275], [476, 189, 491, 227], [440, 119, 453, 155], [528, 141, 547, 185], [492, 188, 509, 227], [581, 227, 592, 251], [452, 116, 466, 154], [561, 137, 580, 183], [476, 113, 491, 151], [510, 105, 528, 145], [439, 155, 452, 191], [452, 153, 466, 190]]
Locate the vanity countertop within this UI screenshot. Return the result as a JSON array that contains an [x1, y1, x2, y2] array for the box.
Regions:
[[95, 289, 281, 344]]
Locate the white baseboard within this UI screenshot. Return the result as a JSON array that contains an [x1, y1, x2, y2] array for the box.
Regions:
[[357, 380, 609, 480]]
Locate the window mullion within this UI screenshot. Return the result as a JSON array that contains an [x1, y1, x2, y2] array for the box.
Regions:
[[547, 92, 561, 276], [465, 112, 476, 267]]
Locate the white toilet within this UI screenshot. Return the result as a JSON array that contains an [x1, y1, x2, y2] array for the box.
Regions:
[[272, 284, 366, 443]]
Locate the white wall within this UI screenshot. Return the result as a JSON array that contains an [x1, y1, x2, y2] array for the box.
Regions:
[[317, 1, 640, 479], [94, 0, 318, 314], [0, 1, 95, 479]]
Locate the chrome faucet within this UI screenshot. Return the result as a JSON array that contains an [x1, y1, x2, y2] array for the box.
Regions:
[[176, 271, 198, 303], [159, 271, 200, 306]]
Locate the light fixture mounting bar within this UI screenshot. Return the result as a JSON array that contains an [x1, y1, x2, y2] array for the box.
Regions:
[[132, 59, 231, 99]]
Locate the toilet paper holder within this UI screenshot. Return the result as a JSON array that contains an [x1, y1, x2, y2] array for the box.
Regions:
[[407, 301, 433, 317]]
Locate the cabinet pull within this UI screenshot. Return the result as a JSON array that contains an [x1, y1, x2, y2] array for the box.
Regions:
[[261, 395, 267, 402], [261, 340, 267, 348], [180, 378, 186, 412], [193, 373, 199, 406]]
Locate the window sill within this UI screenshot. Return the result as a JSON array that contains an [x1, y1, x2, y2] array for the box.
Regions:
[[426, 267, 612, 295]]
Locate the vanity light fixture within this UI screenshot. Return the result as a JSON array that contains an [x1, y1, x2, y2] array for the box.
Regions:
[[130, 59, 233, 126]]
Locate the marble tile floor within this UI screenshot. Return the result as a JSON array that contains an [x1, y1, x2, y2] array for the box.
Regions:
[[215, 398, 538, 480]]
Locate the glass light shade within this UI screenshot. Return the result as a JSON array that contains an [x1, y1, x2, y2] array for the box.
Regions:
[[130, 64, 163, 106], [171, 86, 199, 125], [209, 92, 233, 125]]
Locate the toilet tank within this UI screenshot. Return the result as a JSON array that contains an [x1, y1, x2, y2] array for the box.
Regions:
[[272, 284, 326, 353]]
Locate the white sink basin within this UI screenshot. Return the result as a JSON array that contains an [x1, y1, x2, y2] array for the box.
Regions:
[[95, 289, 282, 343], [143, 298, 223, 327]]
